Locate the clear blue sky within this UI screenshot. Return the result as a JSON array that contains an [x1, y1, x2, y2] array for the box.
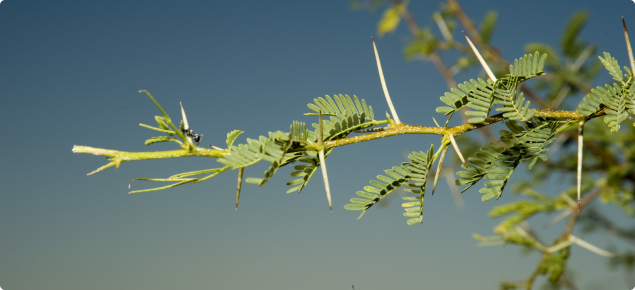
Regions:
[[1, 0, 633, 289]]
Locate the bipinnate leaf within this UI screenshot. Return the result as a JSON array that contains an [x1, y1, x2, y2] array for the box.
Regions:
[[345, 144, 434, 225], [598, 52, 623, 82]]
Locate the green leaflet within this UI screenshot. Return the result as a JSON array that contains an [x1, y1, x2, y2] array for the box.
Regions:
[[225, 130, 243, 149], [345, 144, 434, 225], [145, 136, 171, 145], [479, 11, 497, 45], [592, 83, 629, 132], [343, 165, 409, 219], [598, 52, 623, 82], [508, 52, 547, 80], [155, 116, 169, 131], [579, 53, 635, 130], [306, 94, 374, 121], [400, 144, 434, 225]]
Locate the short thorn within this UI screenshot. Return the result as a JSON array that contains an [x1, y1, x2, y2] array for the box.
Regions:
[[180, 102, 192, 143]]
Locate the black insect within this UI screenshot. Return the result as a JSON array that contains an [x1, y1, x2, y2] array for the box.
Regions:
[[181, 127, 202, 145], [181, 127, 194, 137], [193, 134, 202, 145]]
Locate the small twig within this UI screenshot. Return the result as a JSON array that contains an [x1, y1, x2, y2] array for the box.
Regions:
[[569, 235, 617, 257], [545, 209, 572, 228], [372, 37, 401, 124], [433, 12, 453, 41], [394, 0, 458, 89]]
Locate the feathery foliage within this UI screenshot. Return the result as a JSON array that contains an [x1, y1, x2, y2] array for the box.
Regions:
[[456, 119, 558, 201], [286, 94, 378, 193], [344, 144, 434, 225]]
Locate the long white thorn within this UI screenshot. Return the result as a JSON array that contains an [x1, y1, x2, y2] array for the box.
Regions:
[[317, 110, 332, 212], [623, 17, 635, 76], [372, 37, 401, 124], [463, 32, 497, 82], [180, 102, 192, 143], [577, 120, 584, 209], [319, 150, 332, 212], [432, 145, 449, 195], [448, 135, 467, 167]]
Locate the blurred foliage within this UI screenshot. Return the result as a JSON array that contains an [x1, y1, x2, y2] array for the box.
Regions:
[[355, 1, 635, 289]]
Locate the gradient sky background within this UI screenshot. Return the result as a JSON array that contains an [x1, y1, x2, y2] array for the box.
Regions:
[[1, 0, 634, 289]]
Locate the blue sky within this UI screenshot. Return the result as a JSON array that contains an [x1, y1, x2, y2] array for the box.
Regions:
[[1, 0, 633, 289]]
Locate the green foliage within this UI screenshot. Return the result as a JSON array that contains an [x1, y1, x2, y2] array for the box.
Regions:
[[401, 146, 434, 225], [287, 94, 378, 193], [404, 27, 439, 59], [508, 52, 547, 79], [561, 11, 589, 58], [456, 119, 558, 201], [492, 77, 536, 122], [343, 165, 410, 218], [598, 83, 629, 132], [218, 131, 296, 186], [539, 238, 570, 283], [344, 144, 434, 225], [599, 52, 623, 82], [437, 78, 491, 124], [443, 53, 545, 124], [226, 130, 243, 149], [479, 11, 497, 45], [376, 0, 410, 37], [576, 92, 605, 116]]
